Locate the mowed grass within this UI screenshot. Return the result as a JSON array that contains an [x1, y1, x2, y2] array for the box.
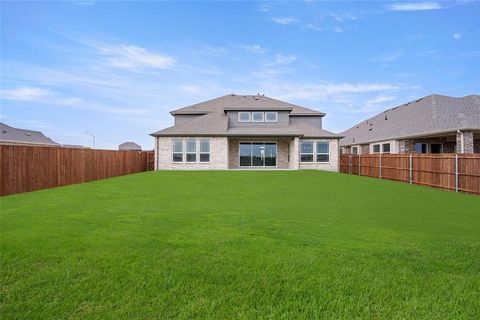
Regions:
[[1, 171, 479, 319]]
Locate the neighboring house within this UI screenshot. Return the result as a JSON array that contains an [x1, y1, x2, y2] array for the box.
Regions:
[[119, 141, 142, 151], [0, 122, 58, 147], [62, 144, 88, 149], [150, 94, 342, 170], [340, 94, 480, 155]]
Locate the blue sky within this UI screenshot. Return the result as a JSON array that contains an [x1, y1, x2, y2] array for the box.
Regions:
[[1, 1, 479, 149]]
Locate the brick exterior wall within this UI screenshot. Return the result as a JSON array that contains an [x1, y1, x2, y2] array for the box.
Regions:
[[299, 139, 339, 172], [456, 131, 474, 153], [156, 137, 228, 170]]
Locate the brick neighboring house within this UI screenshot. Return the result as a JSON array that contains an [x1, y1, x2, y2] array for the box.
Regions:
[[0, 122, 59, 147], [150, 94, 342, 170], [340, 94, 480, 155]]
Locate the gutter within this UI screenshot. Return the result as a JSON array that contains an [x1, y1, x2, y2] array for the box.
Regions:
[[340, 127, 480, 147]]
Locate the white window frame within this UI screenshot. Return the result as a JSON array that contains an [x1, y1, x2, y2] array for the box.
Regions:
[[382, 143, 391, 154], [316, 141, 330, 163], [238, 141, 278, 168], [252, 112, 265, 122], [415, 143, 428, 154], [185, 139, 197, 163], [351, 146, 358, 155], [372, 144, 381, 154], [199, 139, 210, 163], [238, 112, 251, 122], [265, 112, 278, 122], [172, 139, 184, 162], [300, 141, 314, 163]]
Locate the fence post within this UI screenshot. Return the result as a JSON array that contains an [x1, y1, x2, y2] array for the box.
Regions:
[[349, 155, 352, 174], [379, 154, 382, 179], [455, 154, 459, 192], [409, 154, 413, 185], [358, 155, 361, 176]]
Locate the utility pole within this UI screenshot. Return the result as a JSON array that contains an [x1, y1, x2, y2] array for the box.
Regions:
[[85, 132, 95, 149]]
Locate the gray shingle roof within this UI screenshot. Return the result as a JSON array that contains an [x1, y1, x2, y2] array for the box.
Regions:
[[170, 94, 325, 116], [119, 141, 142, 150], [0, 122, 58, 146], [340, 94, 480, 146], [152, 94, 339, 138]]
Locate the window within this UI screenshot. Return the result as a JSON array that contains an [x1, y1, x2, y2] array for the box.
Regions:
[[172, 139, 183, 162], [239, 142, 277, 167], [382, 143, 391, 154], [316, 142, 329, 162], [300, 141, 314, 162], [351, 146, 358, 155], [415, 143, 427, 154], [252, 112, 264, 122], [430, 143, 442, 154], [372, 144, 380, 153], [265, 112, 278, 122], [186, 139, 196, 162], [238, 112, 251, 122], [199, 139, 210, 162]]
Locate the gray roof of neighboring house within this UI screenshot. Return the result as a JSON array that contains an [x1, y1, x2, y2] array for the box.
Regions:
[[340, 94, 480, 146], [152, 94, 340, 138], [0, 122, 59, 146], [119, 141, 142, 150], [170, 94, 326, 116]]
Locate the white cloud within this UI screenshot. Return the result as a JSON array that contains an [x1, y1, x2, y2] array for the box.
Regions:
[[370, 52, 403, 63], [270, 17, 299, 25], [333, 27, 344, 33], [386, 2, 442, 11], [244, 45, 266, 54], [95, 44, 175, 70], [274, 54, 297, 65], [306, 24, 323, 32], [1, 87, 51, 101], [330, 13, 358, 22], [198, 46, 229, 56], [1, 86, 148, 115], [452, 33, 463, 40]]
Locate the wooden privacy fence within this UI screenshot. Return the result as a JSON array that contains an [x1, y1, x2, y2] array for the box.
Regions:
[[0, 145, 155, 196], [340, 154, 480, 195]]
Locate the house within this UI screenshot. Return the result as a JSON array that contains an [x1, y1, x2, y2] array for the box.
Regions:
[[150, 94, 342, 170], [0, 122, 58, 147], [119, 141, 142, 151], [340, 94, 480, 155]]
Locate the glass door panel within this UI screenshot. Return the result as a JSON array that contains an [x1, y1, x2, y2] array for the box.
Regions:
[[252, 143, 264, 166], [264, 143, 277, 166], [239, 143, 252, 166]]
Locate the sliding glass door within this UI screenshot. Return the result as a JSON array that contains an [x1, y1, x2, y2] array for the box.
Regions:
[[239, 142, 277, 167]]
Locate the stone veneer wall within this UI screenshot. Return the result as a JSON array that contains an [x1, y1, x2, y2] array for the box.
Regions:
[[156, 137, 228, 170]]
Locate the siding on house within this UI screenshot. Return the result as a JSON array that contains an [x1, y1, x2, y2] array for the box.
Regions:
[[227, 111, 290, 127]]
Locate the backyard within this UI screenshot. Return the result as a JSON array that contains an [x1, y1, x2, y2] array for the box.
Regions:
[[1, 171, 479, 319]]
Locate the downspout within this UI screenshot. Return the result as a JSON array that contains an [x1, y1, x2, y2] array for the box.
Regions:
[[155, 136, 159, 170], [457, 130, 464, 154]]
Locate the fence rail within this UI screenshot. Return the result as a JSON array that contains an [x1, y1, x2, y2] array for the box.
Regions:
[[0, 145, 155, 196], [340, 154, 480, 195]]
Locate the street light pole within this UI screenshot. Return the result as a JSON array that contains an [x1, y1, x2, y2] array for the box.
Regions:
[[85, 132, 95, 149]]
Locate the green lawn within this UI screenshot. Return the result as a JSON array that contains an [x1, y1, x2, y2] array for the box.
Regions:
[[1, 171, 479, 319]]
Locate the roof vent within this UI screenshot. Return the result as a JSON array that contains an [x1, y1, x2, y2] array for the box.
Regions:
[[230, 93, 235, 96], [2, 130, 7, 133], [369, 128, 373, 131], [385, 115, 388, 120], [254, 96, 260, 100], [25, 132, 31, 136]]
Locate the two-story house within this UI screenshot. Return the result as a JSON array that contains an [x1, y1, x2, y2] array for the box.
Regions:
[[150, 94, 342, 170]]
